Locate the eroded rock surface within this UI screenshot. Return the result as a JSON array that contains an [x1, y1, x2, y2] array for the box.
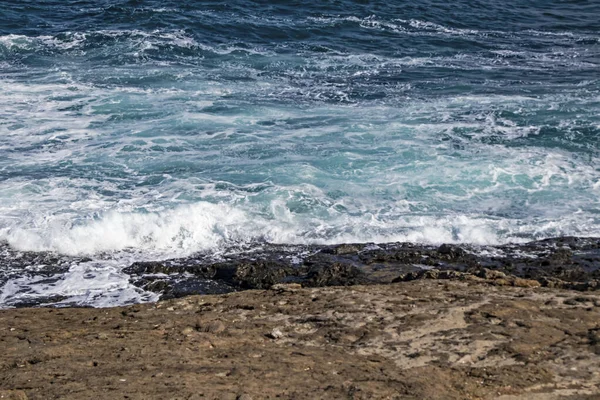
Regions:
[[1, 280, 600, 399]]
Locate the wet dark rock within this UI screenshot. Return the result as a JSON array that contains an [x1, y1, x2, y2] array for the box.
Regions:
[[9, 295, 70, 309], [6, 237, 600, 306], [304, 262, 366, 287], [125, 262, 171, 275], [124, 261, 216, 278], [0, 242, 92, 291], [323, 243, 365, 255], [121, 238, 600, 300], [437, 244, 466, 259], [232, 261, 294, 289], [144, 280, 171, 293], [161, 278, 234, 300], [392, 269, 465, 283], [475, 268, 508, 280], [210, 262, 238, 282], [548, 248, 574, 262]]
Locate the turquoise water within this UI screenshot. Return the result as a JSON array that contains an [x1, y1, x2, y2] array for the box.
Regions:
[[1, 0, 599, 306]]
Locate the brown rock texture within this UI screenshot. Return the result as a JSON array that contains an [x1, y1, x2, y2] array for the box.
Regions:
[[2, 280, 600, 399]]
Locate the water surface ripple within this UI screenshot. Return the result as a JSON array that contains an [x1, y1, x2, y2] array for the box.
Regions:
[[1, 0, 599, 306]]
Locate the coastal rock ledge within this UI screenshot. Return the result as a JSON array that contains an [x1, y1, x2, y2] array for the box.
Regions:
[[122, 237, 600, 300], [2, 279, 600, 399]]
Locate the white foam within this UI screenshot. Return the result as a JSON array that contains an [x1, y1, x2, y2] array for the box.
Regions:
[[304, 15, 598, 44], [0, 29, 200, 54], [1, 65, 599, 258], [2, 202, 251, 257], [0, 260, 158, 308], [5, 196, 596, 309], [1, 194, 595, 260], [404, 19, 481, 36]]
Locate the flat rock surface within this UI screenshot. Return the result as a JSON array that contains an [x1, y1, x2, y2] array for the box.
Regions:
[[1, 280, 600, 399]]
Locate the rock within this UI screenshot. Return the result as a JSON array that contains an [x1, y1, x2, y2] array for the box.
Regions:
[[3, 277, 600, 399], [438, 270, 468, 279], [160, 278, 233, 300], [548, 248, 574, 263], [145, 280, 171, 293], [236, 395, 253, 400], [392, 269, 468, 283], [393, 268, 544, 290], [181, 326, 195, 335], [392, 271, 421, 282], [305, 262, 366, 287], [326, 244, 363, 255], [422, 270, 440, 279], [199, 320, 226, 334], [233, 261, 294, 289], [475, 269, 507, 280], [438, 244, 465, 259], [116, 238, 600, 302], [588, 329, 600, 345], [572, 296, 593, 303], [539, 277, 565, 289], [512, 278, 541, 288], [267, 328, 284, 340], [124, 262, 172, 275], [0, 390, 28, 400], [271, 283, 303, 292]]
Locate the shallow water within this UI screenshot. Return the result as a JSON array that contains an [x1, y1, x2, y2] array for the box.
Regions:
[[1, 0, 599, 306]]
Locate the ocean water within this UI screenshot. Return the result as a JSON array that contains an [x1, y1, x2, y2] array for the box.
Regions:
[[1, 0, 599, 307]]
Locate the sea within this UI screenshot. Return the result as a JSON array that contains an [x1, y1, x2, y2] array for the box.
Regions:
[[1, 0, 599, 307]]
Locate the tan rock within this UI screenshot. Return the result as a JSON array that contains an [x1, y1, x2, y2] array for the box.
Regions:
[[0, 390, 28, 400]]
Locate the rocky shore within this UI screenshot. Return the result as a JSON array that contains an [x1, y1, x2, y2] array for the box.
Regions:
[[2, 278, 600, 399], [3, 237, 600, 308], [2, 237, 600, 398], [124, 236, 600, 301]]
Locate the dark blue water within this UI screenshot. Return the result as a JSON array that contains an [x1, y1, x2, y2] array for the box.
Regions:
[[1, 0, 599, 306]]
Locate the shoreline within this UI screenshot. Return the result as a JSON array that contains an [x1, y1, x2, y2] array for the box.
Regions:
[[2, 236, 600, 308], [2, 279, 600, 399]]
